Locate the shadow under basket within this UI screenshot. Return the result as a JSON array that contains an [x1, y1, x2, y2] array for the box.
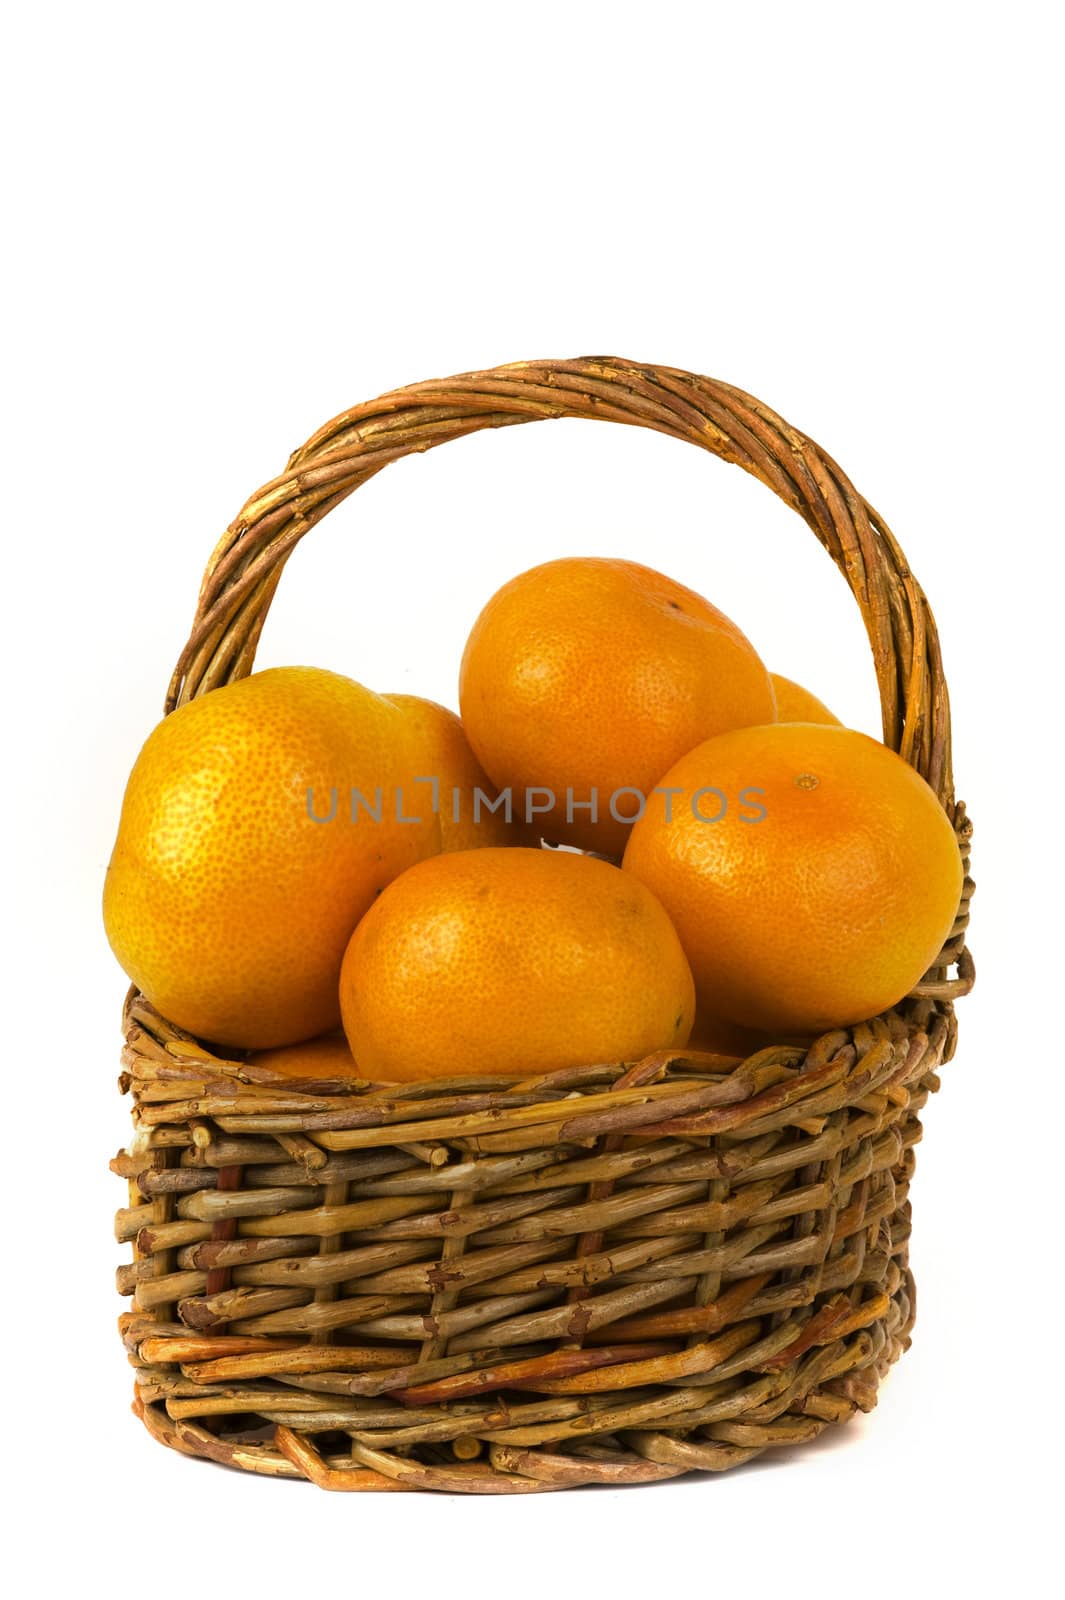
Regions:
[[113, 357, 975, 1493]]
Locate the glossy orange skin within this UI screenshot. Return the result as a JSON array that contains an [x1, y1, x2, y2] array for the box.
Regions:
[[339, 847, 695, 1082], [459, 557, 776, 856], [622, 723, 963, 1035], [246, 1032, 359, 1080], [103, 667, 440, 1049], [385, 693, 538, 851], [770, 673, 842, 726]]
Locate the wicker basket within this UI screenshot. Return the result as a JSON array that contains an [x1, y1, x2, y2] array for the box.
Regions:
[[113, 356, 974, 1493]]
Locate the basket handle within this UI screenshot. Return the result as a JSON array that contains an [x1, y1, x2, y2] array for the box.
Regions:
[[167, 356, 956, 810]]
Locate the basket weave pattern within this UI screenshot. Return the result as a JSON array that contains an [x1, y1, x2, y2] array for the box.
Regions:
[[114, 358, 974, 1492]]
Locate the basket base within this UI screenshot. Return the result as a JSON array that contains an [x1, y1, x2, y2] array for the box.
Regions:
[[128, 1268, 914, 1493]]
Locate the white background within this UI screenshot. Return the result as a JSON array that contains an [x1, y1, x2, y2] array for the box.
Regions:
[[4, 3, 1060, 1595]]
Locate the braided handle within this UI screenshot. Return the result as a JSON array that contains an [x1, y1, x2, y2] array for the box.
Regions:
[[168, 356, 955, 809]]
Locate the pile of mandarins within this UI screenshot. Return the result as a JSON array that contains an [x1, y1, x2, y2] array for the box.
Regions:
[[104, 557, 963, 1082]]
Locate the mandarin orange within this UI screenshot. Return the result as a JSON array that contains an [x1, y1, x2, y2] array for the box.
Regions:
[[339, 847, 694, 1081], [103, 666, 440, 1049], [385, 693, 537, 851], [770, 672, 842, 726], [622, 723, 963, 1034], [458, 557, 776, 856], [246, 1032, 359, 1080]]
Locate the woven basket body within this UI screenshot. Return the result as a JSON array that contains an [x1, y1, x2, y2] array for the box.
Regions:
[[114, 358, 973, 1492]]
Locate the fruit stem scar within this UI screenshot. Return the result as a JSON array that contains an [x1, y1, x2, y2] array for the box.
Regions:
[[794, 773, 820, 790]]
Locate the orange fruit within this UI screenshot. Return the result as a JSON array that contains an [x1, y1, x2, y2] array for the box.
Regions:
[[685, 1013, 770, 1058], [459, 557, 776, 856], [339, 847, 695, 1081], [247, 1031, 359, 1080], [385, 693, 537, 851], [103, 666, 440, 1049], [622, 723, 963, 1034], [770, 673, 842, 726]]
